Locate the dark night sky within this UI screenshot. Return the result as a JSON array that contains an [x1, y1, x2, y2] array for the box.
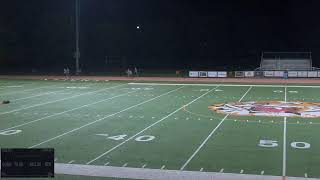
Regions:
[[1, 0, 320, 73]]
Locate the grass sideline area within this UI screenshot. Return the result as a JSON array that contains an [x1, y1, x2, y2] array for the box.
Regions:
[[0, 79, 319, 179]]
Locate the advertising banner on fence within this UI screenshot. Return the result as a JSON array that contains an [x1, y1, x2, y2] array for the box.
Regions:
[[274, 71, 284, 77], [217, 71, 227, 77], [208, 71, 218, 77], [235, 71, 245, 78], [198, 71, 208, 77], [264, 71, 274, 77], [245, 71, 255, 77], [308, 71, 318, 78], [189, 71, 199, 77], [288, 71, 298, 77], [297, 71, 308, 77]]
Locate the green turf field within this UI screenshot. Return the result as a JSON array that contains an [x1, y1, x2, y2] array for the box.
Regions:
[[0, 79, 319, 179]]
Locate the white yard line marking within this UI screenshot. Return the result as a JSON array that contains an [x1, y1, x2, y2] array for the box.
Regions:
[[104, 162, 110, 166], [0, 89, 137, 133], [161, 165, 166, 170], [2, 85, 23, 88], [180, 86, 252, 170], [29, 86, 184, 149], [219, 168, 224, 173], [0, 84, 126, 116], [128, 82, 320, 88], [0, 84, 58, 96], [86, 86, 221, 164], [68, 160, 75, 164], [122, 163, 128, 167], [261, 170, 264, 175], [282, 86, 287, 180], [11, 90, 66, 101], [142, 164, 147, 168]]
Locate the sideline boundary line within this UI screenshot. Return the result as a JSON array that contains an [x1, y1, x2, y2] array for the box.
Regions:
[[0, 83, 126, 115], [128, 82, 320, 88], [28, 86, 185, 148], [11, 89, 66, 101], [0, 84, 57, 96], [180, 86, 252, 170], [0, 89, 138, 133], [0, 161, 317, 180], [86, 85, 221, 164], [53, 163, 318, 180]]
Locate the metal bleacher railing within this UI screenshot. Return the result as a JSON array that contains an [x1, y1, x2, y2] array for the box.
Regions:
[[259, 52, 313, 71]]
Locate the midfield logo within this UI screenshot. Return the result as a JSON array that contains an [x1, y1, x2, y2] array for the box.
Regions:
[[209, 101, 320, 118]]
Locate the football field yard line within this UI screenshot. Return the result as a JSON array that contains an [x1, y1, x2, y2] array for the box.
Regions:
[[28, 86, 185, 149], [86, 85, 221, 164], [0, 83, 126, 115], [11, 89, 67, 101], [282, 87, 287, 180], [0, 89, 138, 133], [128, 82, 320, 88], [0, 83, 61, 96], [180, 86, 252, 170]]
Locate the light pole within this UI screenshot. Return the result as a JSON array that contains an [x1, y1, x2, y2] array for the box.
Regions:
[[75, 0, 80, 75]]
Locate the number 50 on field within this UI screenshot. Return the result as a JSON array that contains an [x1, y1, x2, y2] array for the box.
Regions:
[[258, 140, 310, 149]]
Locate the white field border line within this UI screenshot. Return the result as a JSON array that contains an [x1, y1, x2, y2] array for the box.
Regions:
[[55, 163, 320, 180], [0, 84, 126, 116], [282, 87, 287, 179], [10, 82, 101, 101], [0, 83, 63, 96], [11, 89, 67, 102], [86, 85, 221, 165], [28, 86, 185, 149], [0, 89, 139, 133], [180, 86, 253, 170], [128, 82, 320, 88], [0, 162, 318, 180]]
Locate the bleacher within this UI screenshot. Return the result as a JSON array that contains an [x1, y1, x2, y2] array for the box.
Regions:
[[260, 52, 312, 71]]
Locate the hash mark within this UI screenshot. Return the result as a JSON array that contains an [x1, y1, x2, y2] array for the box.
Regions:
[[261, 171, 264, 175], [200, 168, 203, 172], [122, 163, 128, 167], [305, 173, 308, 178], [142, 164, 147, 168], [104, 162, 110, 166], [240, 169, 244, 174], [161, 165, 166, 170], [68, 160, 75, 164], [219, 168, 224, 173]]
